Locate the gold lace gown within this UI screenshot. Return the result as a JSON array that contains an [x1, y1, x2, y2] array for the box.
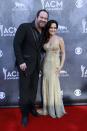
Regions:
[[39, 37, 66, 118]]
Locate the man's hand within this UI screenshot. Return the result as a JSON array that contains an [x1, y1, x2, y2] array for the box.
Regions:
[[19, 63, 27, 71]]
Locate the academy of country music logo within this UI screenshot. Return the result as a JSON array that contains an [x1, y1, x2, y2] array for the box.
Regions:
[[81, 65, 87, 77], [0, 49, 3, 58], [41, 0, 63, 11], [3, 68, 19, 80], [0, 24, 17, 37], [82, 18, 87, 33]]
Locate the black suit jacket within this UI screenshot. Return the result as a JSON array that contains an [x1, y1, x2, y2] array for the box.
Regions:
[[13, 21, 41, 74]]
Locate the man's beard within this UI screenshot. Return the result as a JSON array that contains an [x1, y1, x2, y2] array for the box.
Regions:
[[39, 21, 46, 28]]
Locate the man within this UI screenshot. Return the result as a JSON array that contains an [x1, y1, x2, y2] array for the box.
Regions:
[[13, 9, 49, 127]]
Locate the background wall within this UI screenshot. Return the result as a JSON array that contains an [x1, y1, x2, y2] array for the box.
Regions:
[[0, 0, 87, 106]]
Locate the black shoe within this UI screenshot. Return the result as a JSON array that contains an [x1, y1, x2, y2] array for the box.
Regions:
[[21, 116, 29, 127], [30, 109, 39, 117]]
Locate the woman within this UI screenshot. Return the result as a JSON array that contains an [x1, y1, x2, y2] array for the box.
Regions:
[[38, 20, 66, 118]]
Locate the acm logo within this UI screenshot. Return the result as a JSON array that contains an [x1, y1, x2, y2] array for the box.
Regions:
[[0, 50, 3, 58], [0, 24, 17, 37], [3, 68, 19, 80], [41, 0, 63, 10]]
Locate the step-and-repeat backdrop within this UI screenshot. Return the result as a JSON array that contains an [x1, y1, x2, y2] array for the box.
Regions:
[[0, 0, 87, 106]]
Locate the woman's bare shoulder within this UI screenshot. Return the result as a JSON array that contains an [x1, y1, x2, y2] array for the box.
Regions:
[[56, 36, 64, 43]]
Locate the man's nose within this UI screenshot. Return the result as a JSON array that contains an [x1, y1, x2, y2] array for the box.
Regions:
[[42, 18, 47, 22]]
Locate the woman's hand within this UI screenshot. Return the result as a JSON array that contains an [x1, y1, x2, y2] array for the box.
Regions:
[[56, 66, 61, 74]]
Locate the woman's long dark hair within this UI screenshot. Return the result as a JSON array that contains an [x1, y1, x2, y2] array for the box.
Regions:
[[42, 20, 58, 44]]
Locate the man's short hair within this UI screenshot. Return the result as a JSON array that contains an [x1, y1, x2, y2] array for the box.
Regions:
[[36, 9, 49, 18]]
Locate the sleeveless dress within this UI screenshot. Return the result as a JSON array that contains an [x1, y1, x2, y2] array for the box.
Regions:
[[38, 37, 66, 118]]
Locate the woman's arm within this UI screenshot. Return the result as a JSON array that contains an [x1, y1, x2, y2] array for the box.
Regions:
[[59, 38, 65, 70]]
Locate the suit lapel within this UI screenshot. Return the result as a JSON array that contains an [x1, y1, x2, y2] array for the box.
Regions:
[[30, 22, 40, 49]]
